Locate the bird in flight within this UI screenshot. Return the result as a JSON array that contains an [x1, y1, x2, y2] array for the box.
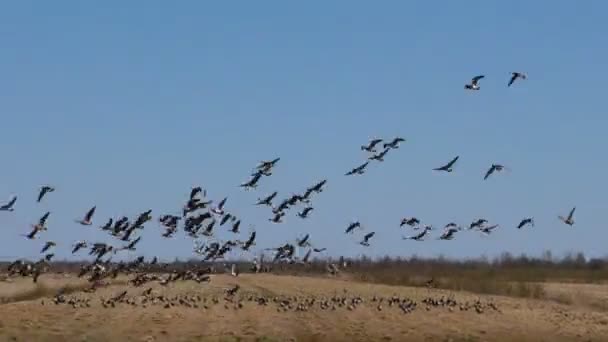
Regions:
[[360, 232, 375, 247], [361, 138, 383, 153], [484, 164, 506, 180], [383, 137, 406, 150], [464, 75, 485, 90], [517, 217, 535, 229], [0, 196, 17, 211], [345, 161, 370, 176], [508, 72, 527, 87], [433, 156, 459, 172], [558, 207, 576, 226], [76, 206, 96, 226], [37, 186, 55, 203]]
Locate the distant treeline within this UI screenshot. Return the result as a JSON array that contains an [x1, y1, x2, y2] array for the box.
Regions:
[[2, 251, 607, 282]]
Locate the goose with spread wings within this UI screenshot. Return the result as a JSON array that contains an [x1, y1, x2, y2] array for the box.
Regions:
[[464, 75, 484, 90], [558, 207, 576, 226], [508, 72, 527, 87], [0, 196, 17, 212], [433, 156, 459, 172], [345, 161, 369, 176]]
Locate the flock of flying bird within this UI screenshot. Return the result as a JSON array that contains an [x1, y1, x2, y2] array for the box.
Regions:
[[0, 72, 579, 280]]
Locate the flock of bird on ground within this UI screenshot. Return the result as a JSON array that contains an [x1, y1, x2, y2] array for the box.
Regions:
[[0, 72, 579, 288]]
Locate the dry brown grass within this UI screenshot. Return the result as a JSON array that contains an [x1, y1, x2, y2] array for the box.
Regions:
[[0, 273, 607, 341]]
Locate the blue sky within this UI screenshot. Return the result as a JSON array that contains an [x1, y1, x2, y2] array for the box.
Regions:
[[0, 1, 606, 261]]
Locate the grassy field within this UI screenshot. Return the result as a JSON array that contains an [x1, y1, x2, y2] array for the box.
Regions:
[[1, 270, 607, 341]]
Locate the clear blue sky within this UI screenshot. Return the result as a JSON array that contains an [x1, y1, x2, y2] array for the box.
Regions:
[[0, 1, 606, 262]]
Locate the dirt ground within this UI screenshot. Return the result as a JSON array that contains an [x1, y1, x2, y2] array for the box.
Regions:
[[0, 273, 607, 341]]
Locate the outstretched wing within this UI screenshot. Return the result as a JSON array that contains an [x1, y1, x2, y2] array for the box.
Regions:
[[508, 73, 517, 87], [472, 75, 485, 85]]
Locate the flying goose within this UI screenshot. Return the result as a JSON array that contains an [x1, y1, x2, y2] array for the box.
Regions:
[[469, 218, 488, 230], [345, 221, 361, 234], [190, 186, 205, 201], [368, 147, 390, 162], [240, 172, 262, 190], [558, 207, 576, 226], [0, 196, 17, 211], [517, 217, 535, 229], [256, 157, 280, 171], [403, 226, 432, 241], [361, 138, 383, 152], [72, 241, 88, 254], [400, 217, 420, 227], [241, 231, 256, 251], [37, 186, 55, 203], [464, 75, 484, 90], [438, 227, 459, 240], [480, 224, 500, 235], [297, 207, 314, 219], [211, 197, 228, 215], [484, 164, 506, 180], [256, 191, 278, 206], [230, 220, 241, 234], [40, 241, 56, 253], [508, 72, 527, 87], [433, 156, 459, 172], [345, 161, 370, 176], [269, 212, 285, 223], [383, 137, 406, 149], [296, 234, 311, 247], [76, 206, 96, 226], [360, 232, 375, 247]]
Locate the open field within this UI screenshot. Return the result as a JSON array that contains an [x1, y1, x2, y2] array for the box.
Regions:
[[1, 271, 607, 341]]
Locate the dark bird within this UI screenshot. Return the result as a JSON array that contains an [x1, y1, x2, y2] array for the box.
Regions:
[[464, 75, 484, 90], [345, 161, 370, 176], [76, 206, 96, 226], [256, 192, 278, 206], [368, 148, 390, 162], [438, 227, 459, 240], [484, 164, 506, 180], [35, 212, 51, 231], [241, 231, 256, 251], [360, 232, 375, 247], [256, 158, 280, 171], [40, 241, 56, 253], [403, 226, 432, 241], [400, 217, 420, 227], [0, 196, 17, 211], [190, 186, 205, 200], [307, 179, 327, 194], [72, 241, 88, 254], [508, 72, 527, 87], [100, 218, 113, 231], [240, 172, 262, 190], [480, 224, 500, 235], [517, 217, 535, 229], [296, 234, 311, 247], [558, 207, 576, 226], [297, 207, 314, 219], [433, 156, 459, 172], [230, 220, 241, 234], [120, 236, 141, 251], [269, 212, 285, 223], [345, 221, 361, 234], [361, 138, 383, 152], [469, 218, 488, 230], [313, 248, 327, 253], [220, 213, 235, 226], [211, 197, 228, 215], [383, 137, 406, 149], [37, 186, 55, 203]]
